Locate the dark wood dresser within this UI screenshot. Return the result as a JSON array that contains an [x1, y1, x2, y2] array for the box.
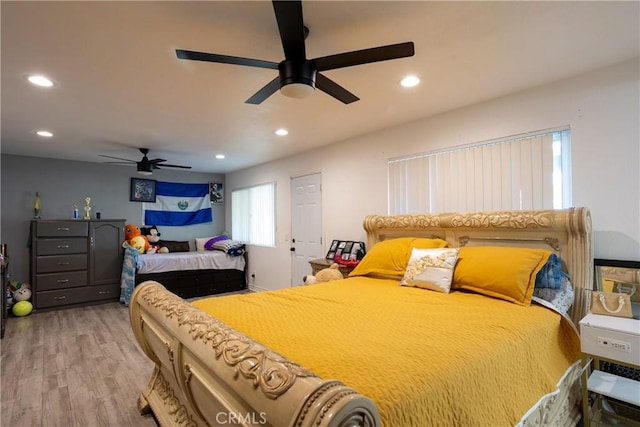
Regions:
[[30, 219, 125, 311]]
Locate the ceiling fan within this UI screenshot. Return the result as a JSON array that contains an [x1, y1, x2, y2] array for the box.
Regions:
[[175, 0, 415, 105], [99, 148, 192, 175]]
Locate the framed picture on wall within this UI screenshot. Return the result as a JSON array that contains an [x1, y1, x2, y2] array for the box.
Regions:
[[130, 178, 156, 202], [210, 182, 224, 204]]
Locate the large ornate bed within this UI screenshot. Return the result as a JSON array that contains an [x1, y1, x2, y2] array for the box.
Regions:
[[129, 208, 592, 426]]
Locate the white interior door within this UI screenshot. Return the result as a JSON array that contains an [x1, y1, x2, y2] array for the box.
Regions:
[[291, 173, 323, 286]]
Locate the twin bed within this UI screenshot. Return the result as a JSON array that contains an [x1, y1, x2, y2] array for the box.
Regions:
[[129, 208, 592, 426], [134, 250, 247, 299]]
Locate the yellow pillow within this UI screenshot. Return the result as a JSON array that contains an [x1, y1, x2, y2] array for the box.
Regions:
[[349, 237, 448, 278], [452, 246, 551, 306]]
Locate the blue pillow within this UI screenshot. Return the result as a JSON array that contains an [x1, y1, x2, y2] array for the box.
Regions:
[[535, 254, 568, 289]]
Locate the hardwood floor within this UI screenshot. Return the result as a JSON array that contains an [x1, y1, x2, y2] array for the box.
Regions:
[[1, 302, 157, 427]]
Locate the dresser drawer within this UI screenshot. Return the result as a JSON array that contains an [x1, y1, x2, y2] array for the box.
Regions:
[[36, 287, 90, 309], [36, 271, 88, 291], [36, 254, 87, 273], [37, 238, 87, 256], [36, 221, 88, 237], [87, 283, 120, 302]]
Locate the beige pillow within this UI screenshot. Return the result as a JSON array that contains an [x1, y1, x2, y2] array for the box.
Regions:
[[401, 248, 460, 293]]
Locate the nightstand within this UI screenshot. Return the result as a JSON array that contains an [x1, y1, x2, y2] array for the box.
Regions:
[[580, 313, 640, 426], [309, 258, 355, 278]]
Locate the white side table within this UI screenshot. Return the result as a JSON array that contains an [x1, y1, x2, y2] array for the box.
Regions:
[[580, 313, 640, 426]]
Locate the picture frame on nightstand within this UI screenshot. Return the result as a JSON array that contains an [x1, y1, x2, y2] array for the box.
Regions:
[[325, 240, 366, 261]]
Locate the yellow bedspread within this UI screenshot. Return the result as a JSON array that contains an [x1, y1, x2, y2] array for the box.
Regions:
[[192, 277, 580, 426]]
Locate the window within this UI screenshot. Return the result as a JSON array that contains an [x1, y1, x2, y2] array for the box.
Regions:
[[231, 182, 276, 246], [388, 129, 571, 214]]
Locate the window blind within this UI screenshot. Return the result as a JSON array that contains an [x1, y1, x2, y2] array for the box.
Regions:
[[388, 129, 571, 214], [231, 182, 276, 246]]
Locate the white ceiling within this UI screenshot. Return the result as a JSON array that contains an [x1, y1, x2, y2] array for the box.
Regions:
[[2, 1, 638, 174]]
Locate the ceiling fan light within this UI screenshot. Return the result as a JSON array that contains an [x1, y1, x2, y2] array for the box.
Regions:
[[400, 75, 420, 88], [137, 163, 153, 175], [280, 83, 315, 99]]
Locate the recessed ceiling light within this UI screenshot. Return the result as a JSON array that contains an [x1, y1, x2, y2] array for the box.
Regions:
[[25, 74, 55, 87], [400, 75, 420, 88], [215, 154, 225, 159], [275, 128, 288, 136], [36, 130, 54, 137]]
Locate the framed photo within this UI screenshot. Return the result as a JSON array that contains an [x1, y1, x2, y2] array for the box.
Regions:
[[326, 240, 367, 261], [326, 239, 340, 259], [210, 182, 224, 204], [130, 178, 156, 202]]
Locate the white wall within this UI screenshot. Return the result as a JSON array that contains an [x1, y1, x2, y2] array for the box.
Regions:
[[227, 58, 640, 291]]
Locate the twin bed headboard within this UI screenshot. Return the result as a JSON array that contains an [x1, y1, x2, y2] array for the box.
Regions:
[[362, 208, 593, 324]]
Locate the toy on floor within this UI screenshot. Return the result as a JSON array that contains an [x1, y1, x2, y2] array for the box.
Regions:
[[141, 225, 168, 254], [123, 224, 150, 254], [12, 300, 33, 317], [7, 280, 31, 307], [303, 263, 344, 285]]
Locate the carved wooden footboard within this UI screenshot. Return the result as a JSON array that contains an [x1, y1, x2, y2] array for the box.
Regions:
[[129, 281, 380, 427]]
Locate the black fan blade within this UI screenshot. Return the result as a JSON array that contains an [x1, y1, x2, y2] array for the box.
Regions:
[[272, 1, 306, 61], [149, 159, 167, 164], [315, 73, 359, 104], [176, 49, 278, 70], [156, 164, 192, 169], [99, 154, 136, 163], [103, 161, 135, 165], [245, 77, 281, 105], [314, 42, 415, 72]]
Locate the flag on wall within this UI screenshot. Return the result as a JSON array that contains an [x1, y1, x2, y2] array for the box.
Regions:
[[143, 181, 212, 226]]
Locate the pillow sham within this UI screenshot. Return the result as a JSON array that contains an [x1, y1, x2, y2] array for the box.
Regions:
[[452, 246, 552, 306], [401, 248, 460, 293], [349, 237, 448, 278], [204, 234, 230, 250]]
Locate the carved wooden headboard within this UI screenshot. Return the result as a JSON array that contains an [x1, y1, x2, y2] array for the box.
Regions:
[[362, 208, 593, 324]]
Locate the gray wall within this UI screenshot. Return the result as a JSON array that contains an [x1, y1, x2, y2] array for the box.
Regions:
[[0, 155, 225, 282]]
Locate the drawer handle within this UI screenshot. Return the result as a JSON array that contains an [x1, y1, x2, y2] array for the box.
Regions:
[[98, 291, 110, 295], [57, 227, 70, 231], [54, 296, 67, 300], [57, 262, 70, 266], [57, 279, 70, 283], [57, 245, 70, 249]]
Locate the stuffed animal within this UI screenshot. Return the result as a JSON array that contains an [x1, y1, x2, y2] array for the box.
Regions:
[[13, 286, 32, 302], [303, 263, 344, 285], [141, 225, 168, 254], [7, 280, 31, 304], [123, 224, 150, 254]]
